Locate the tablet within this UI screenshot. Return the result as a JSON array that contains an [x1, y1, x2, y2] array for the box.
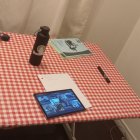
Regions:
[[34, 89, 85, 118]]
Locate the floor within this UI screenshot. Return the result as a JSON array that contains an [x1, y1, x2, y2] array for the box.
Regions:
[[0, 120, 125, 140]]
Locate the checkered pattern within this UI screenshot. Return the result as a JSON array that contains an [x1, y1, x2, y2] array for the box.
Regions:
[[0, 32, 140, 128]]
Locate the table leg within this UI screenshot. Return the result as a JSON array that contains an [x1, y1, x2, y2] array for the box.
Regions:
[[63, 123, 76, 140]]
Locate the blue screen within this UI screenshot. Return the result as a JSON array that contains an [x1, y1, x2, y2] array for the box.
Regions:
[[35, 89, 85, 118]]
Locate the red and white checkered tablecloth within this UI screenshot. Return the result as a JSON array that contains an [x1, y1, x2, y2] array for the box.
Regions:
[[0, 32, 140, 128]]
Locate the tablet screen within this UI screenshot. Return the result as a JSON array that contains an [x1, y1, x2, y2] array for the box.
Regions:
[[34, 89, 85, 118]]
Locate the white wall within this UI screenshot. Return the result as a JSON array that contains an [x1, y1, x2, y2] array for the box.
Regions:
[[116, 18, 140, 97], [115, 17, 140, 140], [82, 1, 140, 139], [0, 0, 69, 36], [82, 0, 140, 63]]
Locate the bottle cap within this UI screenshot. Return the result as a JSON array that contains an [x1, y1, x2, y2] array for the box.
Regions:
[[1, 33, 10, 41], [40, 26, 50, 36]]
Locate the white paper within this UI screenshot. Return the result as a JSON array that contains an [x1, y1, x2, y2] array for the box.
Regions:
[[38, 73, 91, 108]]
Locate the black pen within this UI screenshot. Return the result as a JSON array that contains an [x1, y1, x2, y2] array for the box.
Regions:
[[97, 66, 110, 83]]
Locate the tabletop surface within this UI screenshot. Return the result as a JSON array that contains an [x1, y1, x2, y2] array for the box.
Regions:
[[0, 32, 140, 128]]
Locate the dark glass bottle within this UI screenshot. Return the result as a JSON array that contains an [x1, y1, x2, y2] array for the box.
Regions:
[[29, 26, 50, 66]]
